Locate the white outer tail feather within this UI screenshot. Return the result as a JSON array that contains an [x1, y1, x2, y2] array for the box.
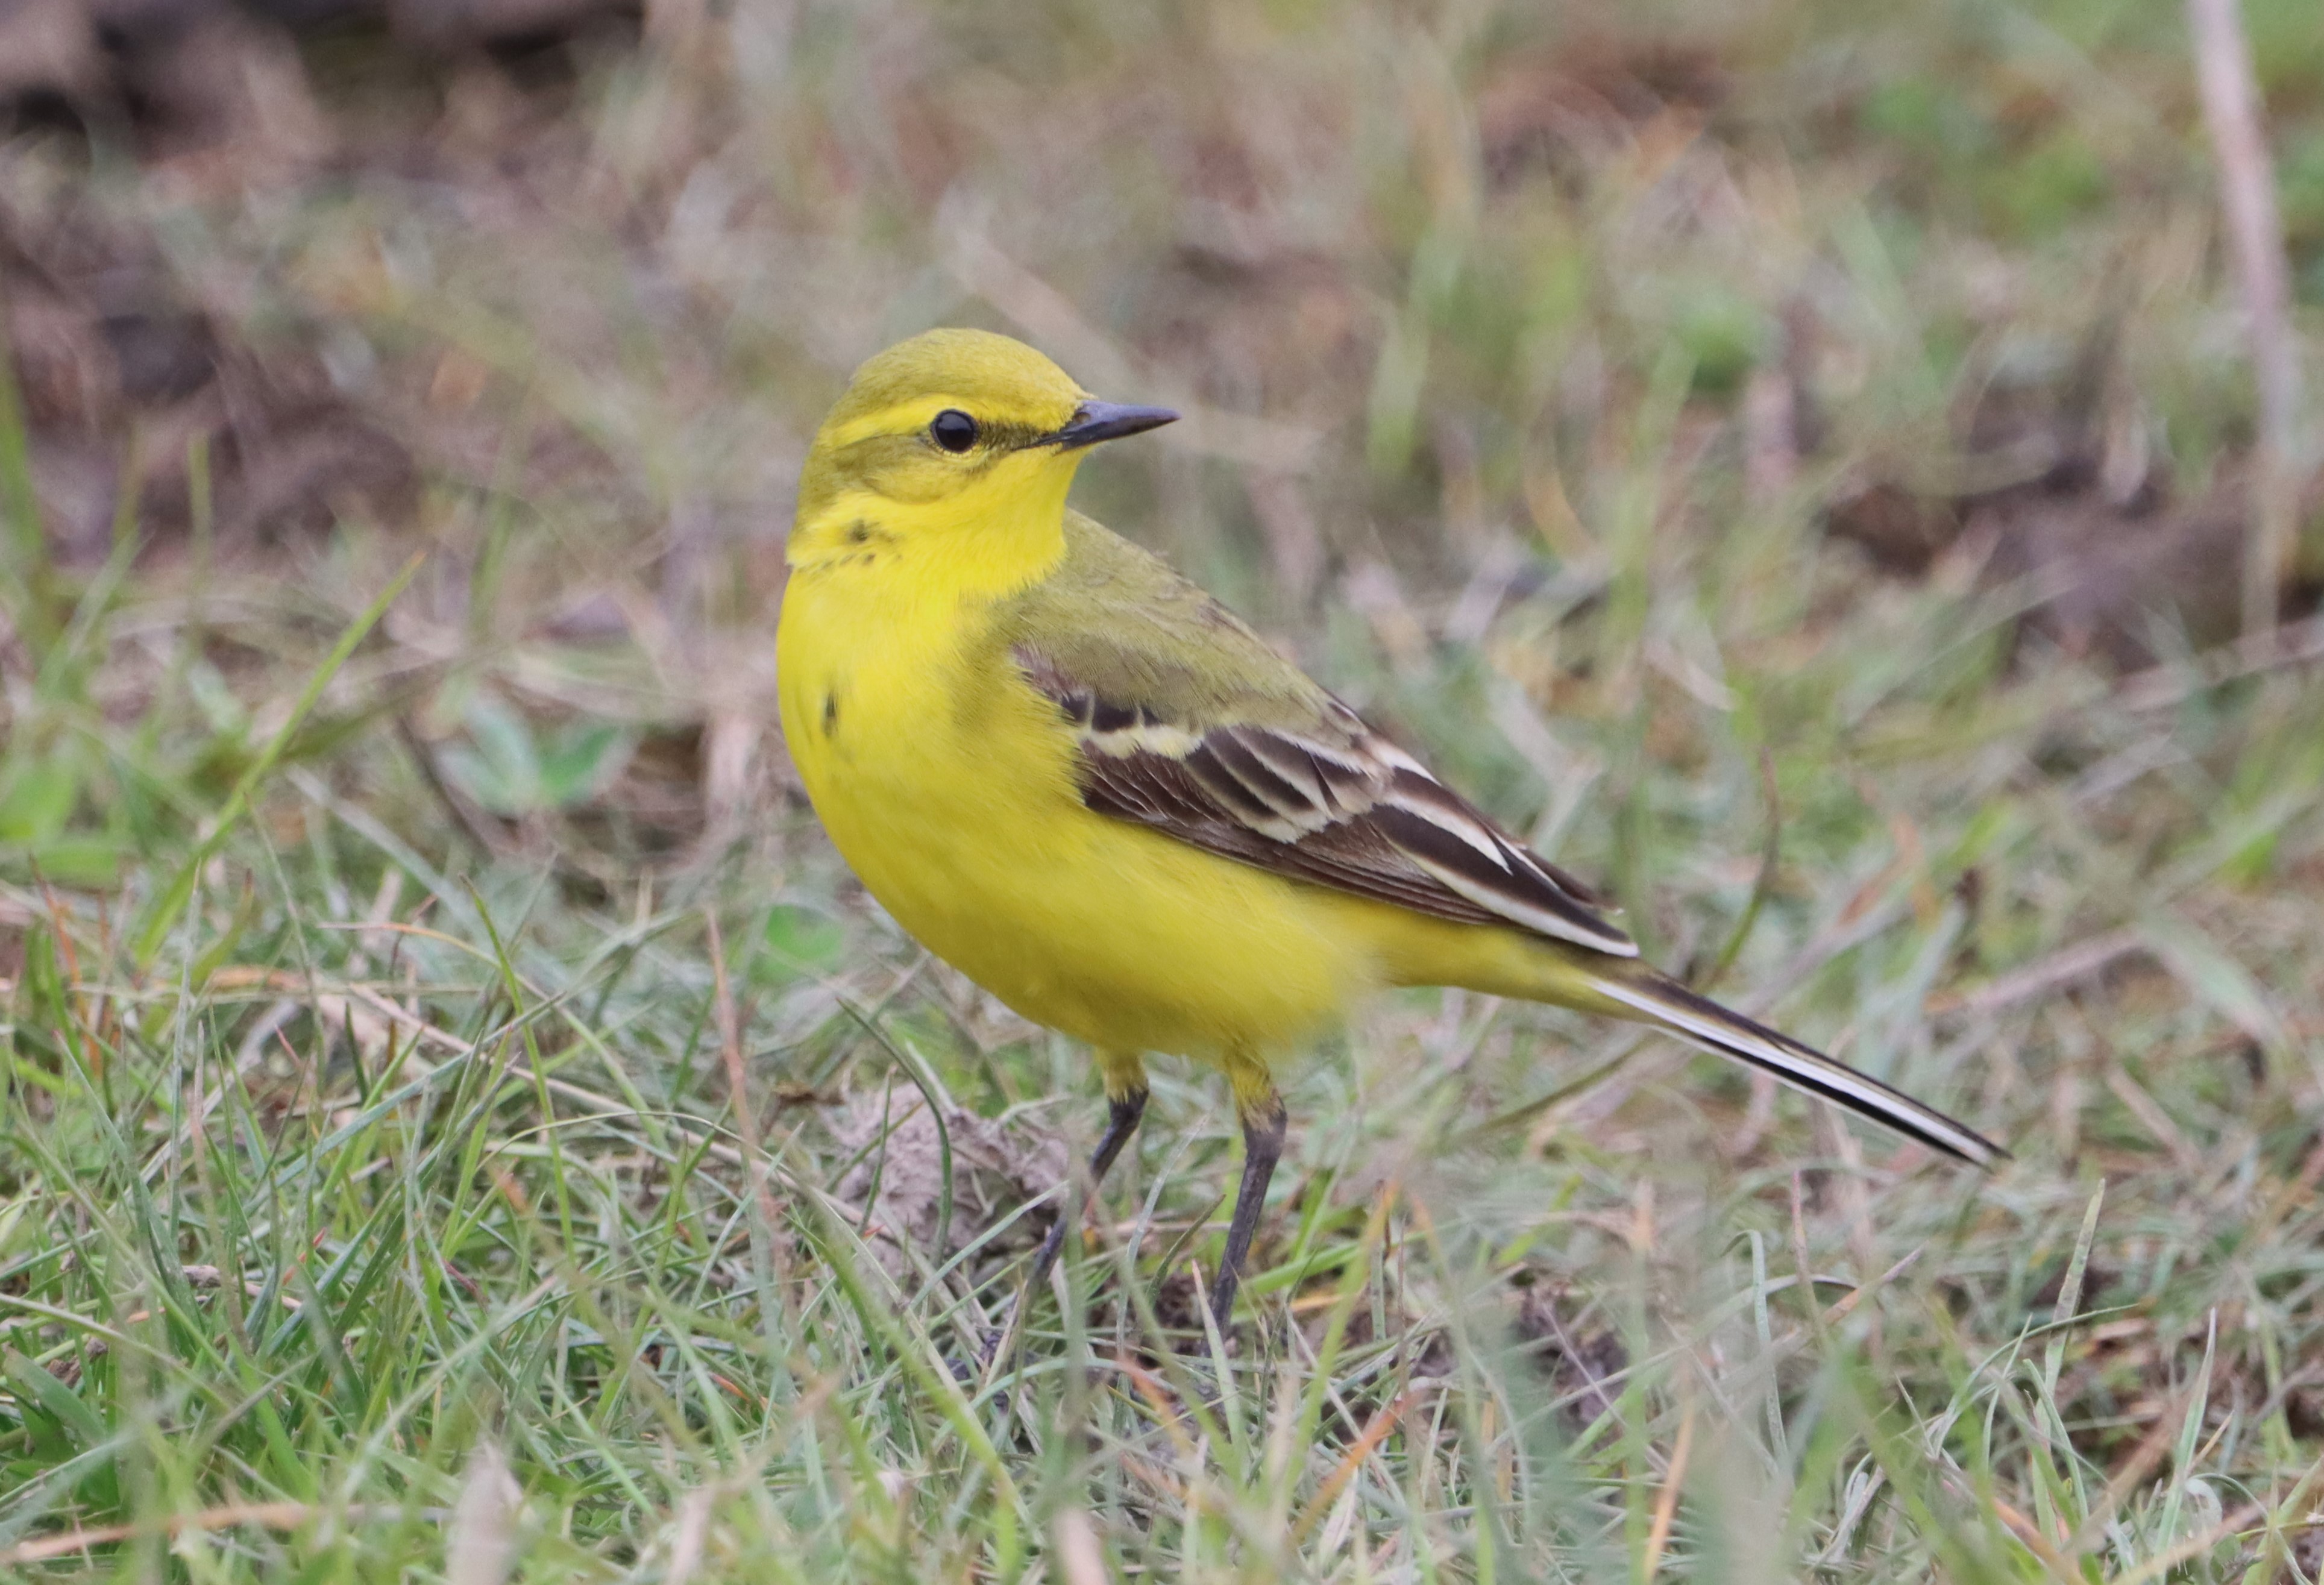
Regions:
[[1590, 974, 2006, 1167]]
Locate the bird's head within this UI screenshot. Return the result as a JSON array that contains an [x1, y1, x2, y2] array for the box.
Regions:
[[792, 328, 1175, 567]]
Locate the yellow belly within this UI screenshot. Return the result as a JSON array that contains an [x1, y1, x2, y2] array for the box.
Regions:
[[776, 567, 1383, 1063]]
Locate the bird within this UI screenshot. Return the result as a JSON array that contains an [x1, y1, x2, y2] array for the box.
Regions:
[[776, 327, 2004, 1332]]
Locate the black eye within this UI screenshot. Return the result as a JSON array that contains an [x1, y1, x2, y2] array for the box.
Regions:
[[929, 409, 979, 453]]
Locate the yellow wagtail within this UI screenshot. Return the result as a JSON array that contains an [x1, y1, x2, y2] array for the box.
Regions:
[[777, 328, 2003, 1329]]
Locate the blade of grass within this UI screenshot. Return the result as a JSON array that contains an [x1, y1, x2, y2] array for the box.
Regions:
[[0, 300, 54, 658], [136, 552, 426, 966]]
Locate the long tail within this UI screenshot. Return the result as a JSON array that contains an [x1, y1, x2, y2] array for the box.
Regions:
[[1587, 970, 2007, 1166]]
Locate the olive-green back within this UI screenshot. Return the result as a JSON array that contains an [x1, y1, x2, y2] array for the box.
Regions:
[[986, 512, 1335, 733]]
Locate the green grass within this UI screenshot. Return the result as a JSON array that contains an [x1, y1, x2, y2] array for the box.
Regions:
[[1, 0, 2323, 1578]]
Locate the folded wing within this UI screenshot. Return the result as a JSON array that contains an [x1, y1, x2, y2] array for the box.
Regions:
[[1013, 647, 1639, 958]]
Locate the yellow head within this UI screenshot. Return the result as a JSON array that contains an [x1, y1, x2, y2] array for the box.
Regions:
[[791, 328, 1175, 574]]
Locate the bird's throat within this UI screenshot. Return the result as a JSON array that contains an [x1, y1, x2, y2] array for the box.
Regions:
[[789, 461, 1076, 600]]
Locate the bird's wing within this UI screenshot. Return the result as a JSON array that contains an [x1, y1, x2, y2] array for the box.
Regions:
[[996, 515, 1637, 958]]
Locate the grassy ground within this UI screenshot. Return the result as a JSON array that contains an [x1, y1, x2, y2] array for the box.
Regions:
[[3, 0, 2324, 1578]]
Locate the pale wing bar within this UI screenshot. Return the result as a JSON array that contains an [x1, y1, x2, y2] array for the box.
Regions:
[[1020, 649, 1638, 956]]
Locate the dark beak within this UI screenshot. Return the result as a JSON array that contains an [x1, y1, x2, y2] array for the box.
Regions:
[[1044, 400, 1179, 450]]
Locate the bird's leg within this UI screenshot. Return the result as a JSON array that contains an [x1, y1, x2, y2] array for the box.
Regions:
[[976, 1059, 1149, 1372], [1028, 1080, 1148, 1293], [1209, 1071, 1287, 1332]]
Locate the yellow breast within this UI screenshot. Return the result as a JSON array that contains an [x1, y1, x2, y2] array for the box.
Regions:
[[775, 552, 1380, 1064]]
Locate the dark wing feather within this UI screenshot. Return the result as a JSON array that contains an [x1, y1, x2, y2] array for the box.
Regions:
[[1014, 644, 1637, 958]]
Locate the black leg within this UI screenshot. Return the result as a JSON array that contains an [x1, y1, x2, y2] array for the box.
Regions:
[[1209, 1087, 1287, 1331], [1028, 1086, 1148, 1294]]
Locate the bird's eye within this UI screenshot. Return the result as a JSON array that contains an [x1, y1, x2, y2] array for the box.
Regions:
[[929, 409, 979, 453]]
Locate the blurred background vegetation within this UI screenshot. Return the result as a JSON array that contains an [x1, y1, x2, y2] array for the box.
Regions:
[[0, 0, 2322, 1577]]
